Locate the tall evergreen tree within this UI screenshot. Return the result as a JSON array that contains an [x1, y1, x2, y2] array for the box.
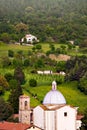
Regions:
[[14, 67, 25, 84], [9, 81, 23, 113]]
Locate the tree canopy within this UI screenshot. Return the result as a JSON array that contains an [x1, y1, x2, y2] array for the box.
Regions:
[[0, 0, 87, 42]]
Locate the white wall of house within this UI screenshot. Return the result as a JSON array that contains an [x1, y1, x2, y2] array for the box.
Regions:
[[33, 106, 44, 130], [56, 106, 76, 130], [37, 70, 52, 75], [45, 110, 55, 130], [76, 120, 82, 130], [22, 34, 38, 44], [33, 104, 82, 130]]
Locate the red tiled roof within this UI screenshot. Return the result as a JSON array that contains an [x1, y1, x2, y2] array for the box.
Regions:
[[13, 114, 19, 119], [77, 115, 84, 120], [0, 121, 30, 130]]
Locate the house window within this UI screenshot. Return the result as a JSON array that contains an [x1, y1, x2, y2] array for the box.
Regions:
[[64, 112, 67, 117]]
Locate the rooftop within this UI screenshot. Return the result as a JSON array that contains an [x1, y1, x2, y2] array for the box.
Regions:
[[0, 121, 30, 130]]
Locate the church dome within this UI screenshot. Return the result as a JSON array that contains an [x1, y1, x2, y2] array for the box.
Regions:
[[43, 81, 66, 105]]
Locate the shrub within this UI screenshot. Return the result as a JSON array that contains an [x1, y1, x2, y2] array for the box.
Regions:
[[8, 50, 14, 57], [2, 57, 11, 67], [0, 75, 9, 90], [29, 79, 37, 87], [0, 86, 4, 95], [24, 59, 30, 66], [4, 73, 13, 82], [0, 98, 13, 121]]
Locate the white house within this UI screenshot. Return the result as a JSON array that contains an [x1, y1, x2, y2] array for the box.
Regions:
[[59, 71, 66, 76], [21, 34, 39, 44], [37, 70, 53, 75], [37, 71, 44, 74], [69, 40, 74, 45]]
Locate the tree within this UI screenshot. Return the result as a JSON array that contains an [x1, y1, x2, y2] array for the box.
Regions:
[[0, 75, 9, 90], [9, 79, 18, 90], [79, 39, 87, 48], [13, 58, 23, 67], [0, 98, 13, 121], [35, 44, 42, 51], [82, 109, 87, 128], [2, 57, 11, 67], [9, 81, 23, 113], [32, 46, 36, 52], [29, 79, 37, 87], [24, 59, 30, 66], [56, 61, 66, 72], [78, 77, 87, 95], [49, 44, 55, 52], [35, 59, 44, 68], [65, 56, 87, 81], [8, 50, 14, 57], [0, 86, 4, 95], [4, 73, 13, 82], [15, 23, 28, 34], [14, 67, 25, 84], [0, 33, 11, 43]]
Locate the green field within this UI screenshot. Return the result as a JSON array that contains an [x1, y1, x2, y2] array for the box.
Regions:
[[0, 43, 87, 114], [0, 42, 85, 58], [23, 81, 87, 113], [0, 43, 32, 57], [2, 81, 87, 113]]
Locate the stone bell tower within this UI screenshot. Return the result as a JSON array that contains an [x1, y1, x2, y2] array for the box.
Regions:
[[19, 95, 30, 124]]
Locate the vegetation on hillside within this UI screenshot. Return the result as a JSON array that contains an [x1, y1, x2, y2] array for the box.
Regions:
[[0, 0, 87, 127], [0, 0, 87, 43]]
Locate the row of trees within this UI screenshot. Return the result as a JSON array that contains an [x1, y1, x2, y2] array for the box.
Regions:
[[65, 56, 87, 95]]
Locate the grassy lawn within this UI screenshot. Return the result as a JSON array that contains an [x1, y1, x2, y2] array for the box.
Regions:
[[2, 81, 87, 113], [23, 81, 87, 113], [0, 42, 85, 58], [0, 43, 32, 57]]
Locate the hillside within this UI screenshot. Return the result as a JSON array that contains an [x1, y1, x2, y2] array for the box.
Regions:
[[0, 43, 87, 114], [0, 0, 87, 42]]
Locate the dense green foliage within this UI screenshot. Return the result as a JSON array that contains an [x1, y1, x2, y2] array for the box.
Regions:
[[9, 80, 23, 113], [0, 0, 87, 42], [66, 56, 87, 81], [0, 98, 13, 121], [14, 67, 25, 84], [82, 109, 87, 128], [29, 79, 37, 87]]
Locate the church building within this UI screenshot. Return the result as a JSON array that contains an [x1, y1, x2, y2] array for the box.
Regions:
[[19, 81, 82, 130]]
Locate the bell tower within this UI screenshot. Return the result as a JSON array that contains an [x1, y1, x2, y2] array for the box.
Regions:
[[19, 95, 30, 124]]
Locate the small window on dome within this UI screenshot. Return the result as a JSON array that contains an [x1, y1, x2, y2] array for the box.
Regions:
[[64, 112, 67, 117]]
